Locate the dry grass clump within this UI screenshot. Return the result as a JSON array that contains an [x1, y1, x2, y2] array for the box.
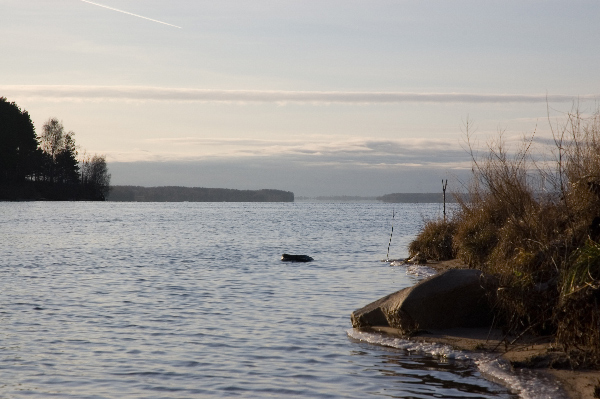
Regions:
[[555, 239, 600, 361], [409, 108, 600, 361], [408, 218, 456, 261]]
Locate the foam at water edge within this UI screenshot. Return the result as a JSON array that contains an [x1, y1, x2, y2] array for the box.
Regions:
[[347, 329, 567, 399], [404, 264, 437, 278], [388, 260, 438, 278]]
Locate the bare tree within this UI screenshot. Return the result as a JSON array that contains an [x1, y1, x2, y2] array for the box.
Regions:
[[40, 118, 65, 160], [80, 154, 111, 200], [40, 118, 78, 184]]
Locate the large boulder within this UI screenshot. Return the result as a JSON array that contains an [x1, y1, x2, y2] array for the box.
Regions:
[[351, 269, 493, 334]]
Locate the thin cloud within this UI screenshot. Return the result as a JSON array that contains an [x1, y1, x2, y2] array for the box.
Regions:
[[144, 136, 458, 155], [1, 85, 598, 104], [106, 136, 471, 167], [105, 135, 557, 171], [81, 0, 182, 29]]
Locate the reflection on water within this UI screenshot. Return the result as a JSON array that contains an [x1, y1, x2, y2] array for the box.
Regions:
[[349, 329, 566, 399], [349, 341, 516, 399]]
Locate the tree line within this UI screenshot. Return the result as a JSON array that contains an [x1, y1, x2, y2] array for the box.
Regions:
[[108, 186, 294, 202], [0, 97, 110, 200]]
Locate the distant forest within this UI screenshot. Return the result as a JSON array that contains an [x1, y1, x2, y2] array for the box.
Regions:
[[0, 98, 110, 201], [108, 186, 294, 202]]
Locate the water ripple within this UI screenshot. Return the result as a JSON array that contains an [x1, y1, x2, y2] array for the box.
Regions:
[[0, 202, 521, 398]]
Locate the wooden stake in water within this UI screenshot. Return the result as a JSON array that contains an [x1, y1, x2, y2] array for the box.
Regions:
[[386, 209, 395, 261], [442, 179, 448, 222]]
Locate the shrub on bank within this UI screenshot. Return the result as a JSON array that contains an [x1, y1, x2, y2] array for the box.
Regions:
[[409, 109, 600, 362], [408, 218, 456, 261]]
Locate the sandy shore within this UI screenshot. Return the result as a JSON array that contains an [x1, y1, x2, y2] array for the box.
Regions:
[[389, 259, 600, 399]]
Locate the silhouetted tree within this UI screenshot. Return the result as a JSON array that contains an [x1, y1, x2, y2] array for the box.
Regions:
[[55, 133, 79, 185], [80, 154, 111, 200], [0, 97, 38, 184], [1, 99, 110, 200], [40, 118, 79, 185]]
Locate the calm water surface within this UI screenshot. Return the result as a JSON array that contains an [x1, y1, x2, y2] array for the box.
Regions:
[[0, 202, 518, 398]]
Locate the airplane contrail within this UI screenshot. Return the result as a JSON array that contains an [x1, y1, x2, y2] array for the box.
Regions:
[[81, 0, 182, 29]]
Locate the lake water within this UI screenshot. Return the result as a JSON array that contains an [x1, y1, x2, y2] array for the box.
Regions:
[[0, 202, 563, 398]]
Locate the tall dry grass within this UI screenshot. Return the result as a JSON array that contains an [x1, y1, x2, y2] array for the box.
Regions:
[[408, 218, 456, 261], [410, 108, 600, 360]]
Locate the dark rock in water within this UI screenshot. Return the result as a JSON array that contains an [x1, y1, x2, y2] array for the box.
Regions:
[[351, 269, 493, 335], [281, 254, 314, 262]]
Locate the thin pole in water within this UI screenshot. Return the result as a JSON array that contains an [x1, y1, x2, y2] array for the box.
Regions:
[[442, 179, 448, 222], [386, 209, 395, 261]]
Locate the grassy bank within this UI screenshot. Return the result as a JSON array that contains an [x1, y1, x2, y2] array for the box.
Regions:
[[409, 109, 600, 367]]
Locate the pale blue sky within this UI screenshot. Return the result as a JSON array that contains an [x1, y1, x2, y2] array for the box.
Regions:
[[1, 0, 599, 195]]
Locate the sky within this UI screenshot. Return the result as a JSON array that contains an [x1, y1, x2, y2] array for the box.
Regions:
[[1, 0, 599, 196]]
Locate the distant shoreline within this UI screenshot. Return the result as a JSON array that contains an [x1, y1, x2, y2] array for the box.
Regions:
[[297, 193, 462, 203], [106, 185, 294, 202], [105, 189, 461, 203], [1, 187, 464, 204]]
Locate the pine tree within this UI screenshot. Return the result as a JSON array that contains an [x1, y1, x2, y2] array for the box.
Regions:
[[0, 97, 38, 184]]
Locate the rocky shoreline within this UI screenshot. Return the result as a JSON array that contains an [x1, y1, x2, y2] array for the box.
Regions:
[[351, 260, 600, 399]]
